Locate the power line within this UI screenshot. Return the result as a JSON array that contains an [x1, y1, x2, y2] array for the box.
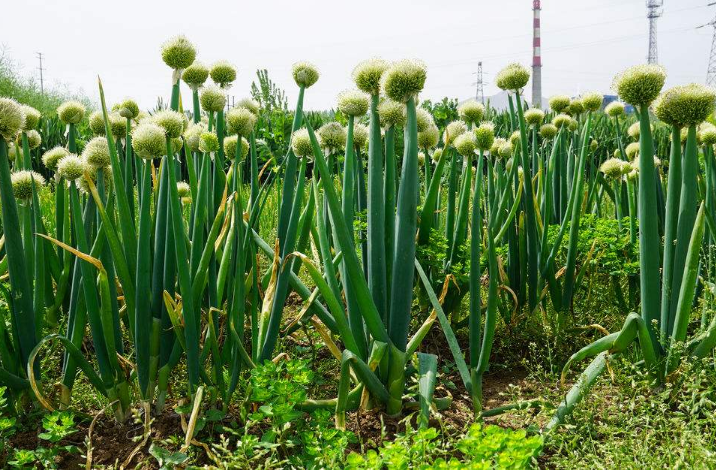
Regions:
[[647, 0, 664, 64]]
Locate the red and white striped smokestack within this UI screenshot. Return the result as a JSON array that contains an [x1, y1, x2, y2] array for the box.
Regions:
[[532, 0, 542, 107]]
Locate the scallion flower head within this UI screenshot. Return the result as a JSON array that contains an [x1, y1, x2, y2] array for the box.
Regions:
[[612, 64, 666, 106], [153, 110, 185, 138], [490, 137, 506, 156], [458, 100, 485, 126], [292, 62, 320, 88], [226, 107, 257, 137], [42, 146, 69, 172], [443, 120, 467, 146], [552, 113, 571, 128], [26, 130, 41, 150], [474, 121, 495, 151], [377, 99, 406, 128], [627, 122, 640, 140], [590, 139, 598, 152], [224, 135, 250, 160], [210, 61, 237, 88], [699, 125, 716, 145], [317, 122, 347, 154], [353, 123, 369, 150], [509, 130, 521, 148], [337, 89, 370, 117], [539, 123, 558, 140], [132, 123, 166, 159], [237, 97, 261, 116], [499, 141, 514, 158], [182, 62, 209, 90], [625, 141, 640, 159], [653, 84, 716, 128], [600, 158, 626, 179], [381, 59, 427, 103], [57, 154, 84, 181], [416, 108, 434, 133], [495, 63, 530, 91], [567, 99, 583, 116], [291, 128, 313, 158], [199, 131, 219, 154], [581, 92, 603, 112], [184, 122, 207, 153], [418, 151, 426, 166], [524, 108, 545, 127], [109, 112, 126, 139], [549, 95, 571, 113], [200, 85, 226, 113], [57, 100, 86, 125], [0, 98, 25, 141], [82, 136, 111, 169], [21, 105, 41, 130], [454, 132, 477, 157], [177, 181, 191, 198], [432, 148, 443, 163], [11, 170, 44, 199], [568, 118, 578, 132], [352, 58, 389, 95], [605, 101, 625, 118], [88, 111, 105, 136], [418, 125, 440, 149], [161, 35, 196, 70], [118, 99, 140, 119]]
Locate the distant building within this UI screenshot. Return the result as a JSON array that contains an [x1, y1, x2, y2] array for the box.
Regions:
[[603, 94, 634, 114]]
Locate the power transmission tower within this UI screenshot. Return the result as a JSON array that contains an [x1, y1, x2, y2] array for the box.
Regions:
[[646, 0, 663, 64], [699, 2, 716, 86], [474, 62, 485, 103], [36, 52, 45, 95], [532, 0, 542, 107]]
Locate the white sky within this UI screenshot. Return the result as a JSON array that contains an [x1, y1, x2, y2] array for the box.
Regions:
[[2, 0, 714, 111]]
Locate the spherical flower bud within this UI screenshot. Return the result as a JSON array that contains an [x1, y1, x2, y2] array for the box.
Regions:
[[89, 111, 106, 136], [627, 122, 640, 140], [182, 62, 209, 90], [224, 135, 249, 160], [418, 151, 426, 166], [458, 100, 485, 126], [699, 125, 716, 145], [549, 95, 571, 113], [237, 98, 260, 116], [653, 84, 716, 128], [171, 137, 183, 154], [625, 142, 640, 159], [539, 123, 558, 140], [605, 101, 625, 118], [226, 107, 257, 137], [495, 63, 530, 91], [612, 64, 666, 106], [590, 139, 598, 152], [118, 99, 140, 119], [505, 157, 514, 173], [42, 146, 69, 171], [416, 108, 434, 133], [568, 119, 578, 132], [57, 100, 86, 125], [454, 132, 477, 157], [443, 120, 467, 146], [184, 122, 207, 153], [600, 158, 626, 179], [567, 99, 583, 116], [631, 154, 661, 172], [161, 35, 196, 70], [317, 122, 347, 154], [524, 108, 545, 127], [210, 61, 237, 88], [20, 105, 41, 130], [0, 98, 25, 141], [108, 112, 126, 139], [292, 62, 320, 88], [352, 58, 389, 95], [177, 181, 191, 198], [26, 129, 41, 150], [200, 85, 227, 113], [490, 137, 506, 157], [78, 164, 113, 195], [377, 99, 406, 128], [291, 128, 313, 158], [418, 125, 439, 149], [581, 92, 603, 112], [498, 141, 514, 159], [552, 113, 571, 128], [509, 130, 521, 148], [474, 122, 495, 151], [132, 123, 166, 159], [381, 59, 427, 103], [337, 89, 370, 117], [11, 170, 45, 199], [199, 132, 219, 154], [153, 110, 184, 138], [353, 123, 369, 150], [432, 148, 443, 163], [57, 154, 84, 181]]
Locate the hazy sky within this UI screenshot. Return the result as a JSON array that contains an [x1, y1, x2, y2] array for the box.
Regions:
[[2, 0, 714, 111]]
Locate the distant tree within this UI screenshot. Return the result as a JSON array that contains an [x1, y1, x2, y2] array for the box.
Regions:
[[251, 69, 288, 112], [420, 97, 459, 130]]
